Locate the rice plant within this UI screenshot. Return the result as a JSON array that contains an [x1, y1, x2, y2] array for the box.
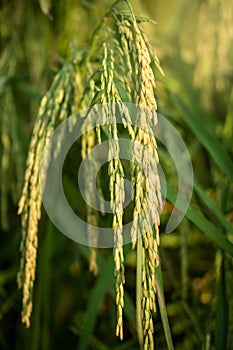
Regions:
[[16, 1, 168, 349], [1, 0, 233, 349]]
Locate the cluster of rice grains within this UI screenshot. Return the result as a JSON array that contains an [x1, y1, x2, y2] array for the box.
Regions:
[[17, 63, 76, 327], [112, 9, 163, 348], [17, 1, 164, 348]]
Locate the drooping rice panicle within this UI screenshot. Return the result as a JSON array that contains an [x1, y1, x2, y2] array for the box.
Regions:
[[99, 42, 126, 340], [112, 8, 163, 349], [17, 4, 163, 350], [17, 62, 75, 327]]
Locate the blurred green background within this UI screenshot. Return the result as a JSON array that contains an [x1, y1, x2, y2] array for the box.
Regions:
[[0, 0, 233, 349]]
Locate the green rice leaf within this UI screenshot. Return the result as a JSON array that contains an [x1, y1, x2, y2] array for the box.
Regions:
[[171, 94, 233, 183], [167, 186, 233, 257], [194, 182, 233, 235], [77, 255, 114, 350], [156, 264, 174, 350], [215, 256, 228, 350]]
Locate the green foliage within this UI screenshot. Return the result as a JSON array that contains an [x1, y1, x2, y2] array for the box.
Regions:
[[0, 0, 233, 349]]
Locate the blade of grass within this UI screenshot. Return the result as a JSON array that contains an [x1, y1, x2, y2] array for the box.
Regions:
[[41, 222, 53, 350], [194, 182, 233, 235], [159, 248, 204, 341], [155, 263, 174, 350], [215, 255, 228, 350], [166, 186, 233, 257], [77, 243, 135, 349], [32, 221, 54, 350], [71, 324, 108, 350], [77, 253, 114, 350], [215, 181, 229, 350], [171, 94, 233, 183], [136, 236, 143, 349], [123, 291, 136, 330]]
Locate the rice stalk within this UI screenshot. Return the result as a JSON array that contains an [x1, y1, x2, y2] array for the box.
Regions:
[[226, 256, 233, 349], [17, 3, 164, 349]]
